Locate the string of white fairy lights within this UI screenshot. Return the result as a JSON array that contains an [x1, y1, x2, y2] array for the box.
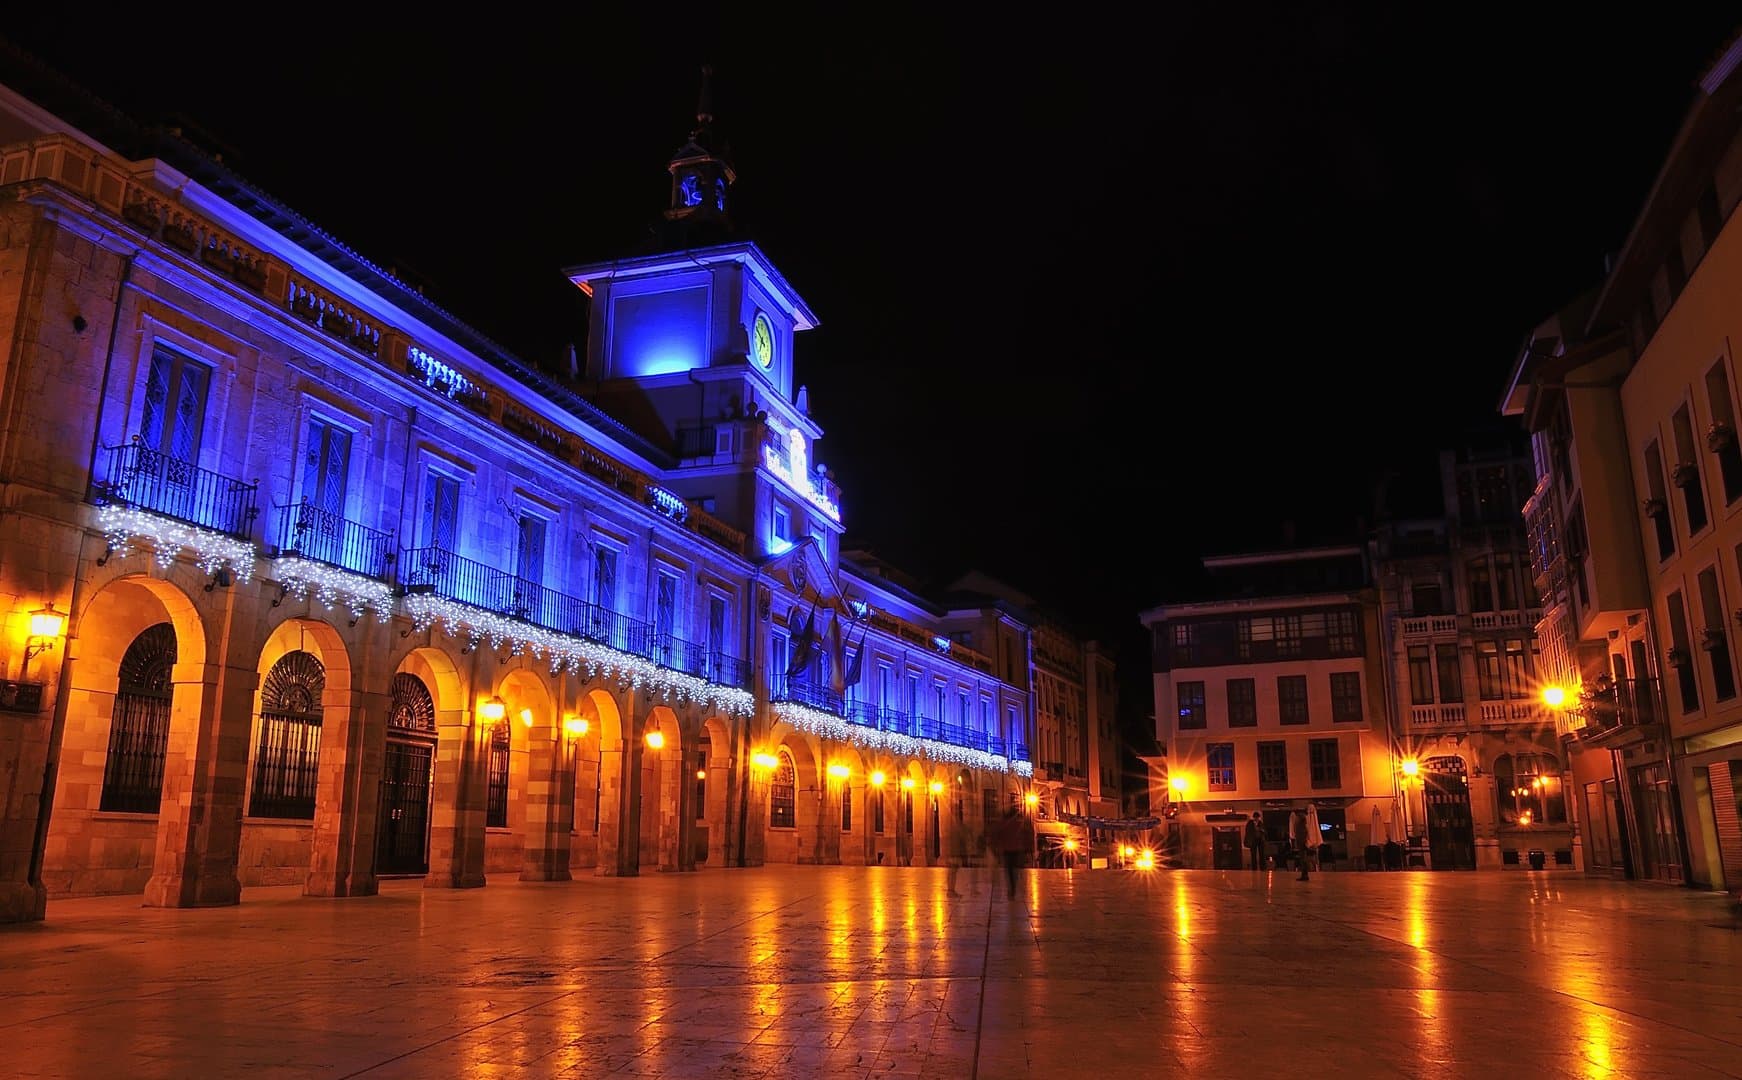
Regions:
[[403, 593, 755, 718], [772, 699, 1032, 776], [271, 556, 396, 620], [97, 504, 257, 581]]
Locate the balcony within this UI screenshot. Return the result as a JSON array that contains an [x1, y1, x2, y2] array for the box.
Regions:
[[1409, 704, 1467, 727], [97, 441, 259, 539], [647, 634, 753, 691], [271, 502, 393, 578], [770, 676, 1019, 760], [1399, 616, 1458, 638], [1470, 609, 1542, 631], [1574, 678, 1663, 747], [1477, 701, 1543, 725]]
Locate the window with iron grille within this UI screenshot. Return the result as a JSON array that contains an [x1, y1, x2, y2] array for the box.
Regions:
[[770, 749, 796, 828], [100, 623, 176, 813], [1227, 677, 1257, 727], [1258, 741, 1288, 790], [1208, 742, 1235, 791], [1309, 739, 1341, 788], [1330, 672, 1362, 722], [249, 651, 326, 819], [1177, 681, 1206, 729], [486, 722, 510, 828], [1278, 675, 1309, 724]]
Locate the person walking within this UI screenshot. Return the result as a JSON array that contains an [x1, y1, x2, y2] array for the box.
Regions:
[[946, 816, 979, 897], [1289, 807, 1312, 881], [1244, 811, 1266, 871], [991, 805, 1035, 899]]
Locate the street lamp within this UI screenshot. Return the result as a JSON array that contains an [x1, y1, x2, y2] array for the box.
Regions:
[[23, 602, 65, 663], [478, 695, 507, 724]]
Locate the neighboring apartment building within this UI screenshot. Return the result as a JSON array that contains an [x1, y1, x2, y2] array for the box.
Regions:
[[1501, 30, 1742, 891], [1370, 447, 1574, 871], [1141, 545, 1392, 869], [0, 52, 1037, 924]]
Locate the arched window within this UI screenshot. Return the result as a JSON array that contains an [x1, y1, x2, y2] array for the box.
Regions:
[[770, 748, 796, 828], [486, 721, 511, 828], [249, 650, 325, 819], [1495, 752, 1566, 825], [387, 673, 436, 736], [99, 622, 176, 813]]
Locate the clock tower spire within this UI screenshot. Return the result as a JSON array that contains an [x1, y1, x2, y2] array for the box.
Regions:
[[664, 65, 736, 232]]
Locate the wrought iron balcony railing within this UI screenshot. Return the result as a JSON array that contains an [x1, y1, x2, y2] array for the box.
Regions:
[[98, 441, 259, 539], [772, 676, 1021, 760], [272, 502, 394, 578], [1577, 677, 1662, 738], [397, 546, 747, 687]]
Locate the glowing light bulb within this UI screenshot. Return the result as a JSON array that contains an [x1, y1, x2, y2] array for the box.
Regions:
[[1541, 685, 1567, 708], [1170, 775, 1189, 794], [1400, 758, 1420, 777], [870, 770, 886, 787]]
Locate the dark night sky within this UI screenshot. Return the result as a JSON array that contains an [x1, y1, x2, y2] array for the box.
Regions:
[[4, 9, 1740, 647]]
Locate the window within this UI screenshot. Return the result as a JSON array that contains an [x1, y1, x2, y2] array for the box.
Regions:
[[1208, 742, 1235, 791], [1672, 405, 1708, 534], [1172, 622, 1199, 666], [249, 651, 326, 820], [1467, 557, 1493, 613], [1278, 675, 1308, 724], [958, 689, 971, 725], [1495, 753, 1565, 825], [877, 664, 894, 710], [1309, 739, 1341, 789], [1435, 644, 1462, 704], [1408, 646, 1434, 705], [1705, 360, 1742, 504], [1644, 440, 1676, 561], [1502, 639, 1531, 699], [591, 545, 618, 611], [1177, 681, 1206, 729], [770, 632, 789, 694], [706, 594, 728, 683], [772, 504, 791, 546], [907, 673, 921, 716], [770, 748, 796, 828], [1667, 590, 1700, 713], [1411, 583, 1443, 615], [653, 569, 678, 666], [1326, 610, 1358, 654], [933, 682, 947, 721], [1494, 553, 1518, 610], [99, 623, 176, 813], [1258, 741, 1288, 790], [1227, 678, 1256, 727], [486, 722, 510, 828], [1476, 641, 1502, 700], [516, 514, 547, 586], [420, 471, 460, 550], [301, 417, 352, 547], [1330, 672, 1361, 722], [139, 346, 210, 464], [1698, 566, 1736, 702]]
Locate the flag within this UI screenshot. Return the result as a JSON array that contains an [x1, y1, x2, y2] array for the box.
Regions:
[[785, 602, 816, 676], [843, 625, 867, 688], [826, 609, 845, 694]]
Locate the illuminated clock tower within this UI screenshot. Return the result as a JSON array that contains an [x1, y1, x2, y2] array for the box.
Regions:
[[564, 67, 840, 564]]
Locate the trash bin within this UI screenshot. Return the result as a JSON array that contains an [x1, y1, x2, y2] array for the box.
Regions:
[[1528, 849, 1546, 870]]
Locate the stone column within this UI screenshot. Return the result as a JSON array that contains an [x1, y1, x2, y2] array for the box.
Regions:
[[656, 736, 687, 872], [143, 659, 258, 908], [521, 724, 573, 882], [305, 685, 388, 897], [426, 711, 486, 889], [596, 737, 633, 876], [818, 776, 842, 864]]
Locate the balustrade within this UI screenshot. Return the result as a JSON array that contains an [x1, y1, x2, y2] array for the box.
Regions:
[[272, 502, 394, 578], [98, 441, 258, 539]]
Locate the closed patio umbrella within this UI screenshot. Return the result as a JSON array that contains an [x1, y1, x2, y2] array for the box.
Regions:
[[1370, 804, 1382, 846]]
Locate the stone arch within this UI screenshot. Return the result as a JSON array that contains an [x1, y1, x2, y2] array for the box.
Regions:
[[44, 574, 209, 900], [829, 745, 869, 865], [696, 714, 735, 866], [764, 734, 819, 864], [240, 617, 353, 889], [484, 667, 556, 877], [569, 685, 623, 872], [634, 703, 686, 872], [398, 644, 483, 889]]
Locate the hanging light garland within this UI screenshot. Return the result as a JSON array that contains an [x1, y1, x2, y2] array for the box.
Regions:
[[403, 593, 754, 718], [271, 557, 395, 620], [97, 504, 257, 582], [772, 699, 1029, 775]]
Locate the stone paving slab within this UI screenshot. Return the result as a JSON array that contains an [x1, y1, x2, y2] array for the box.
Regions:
[[2, 864, 1740, 1078]]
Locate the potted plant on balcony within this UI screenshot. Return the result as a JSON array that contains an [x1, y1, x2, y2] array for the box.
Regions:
[[1668, 645, 1692, 668], [1643, 495, 1668, 518], [1708, 421, 1736, 454], [1701, 626, 1727, 652], [1672, 461, 1700, 488]]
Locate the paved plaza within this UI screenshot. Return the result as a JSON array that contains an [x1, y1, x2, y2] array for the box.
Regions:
[[3, 864, 1740, 1079]]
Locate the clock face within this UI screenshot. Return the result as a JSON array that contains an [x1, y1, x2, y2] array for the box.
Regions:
[[752, 313, 774, 369]]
